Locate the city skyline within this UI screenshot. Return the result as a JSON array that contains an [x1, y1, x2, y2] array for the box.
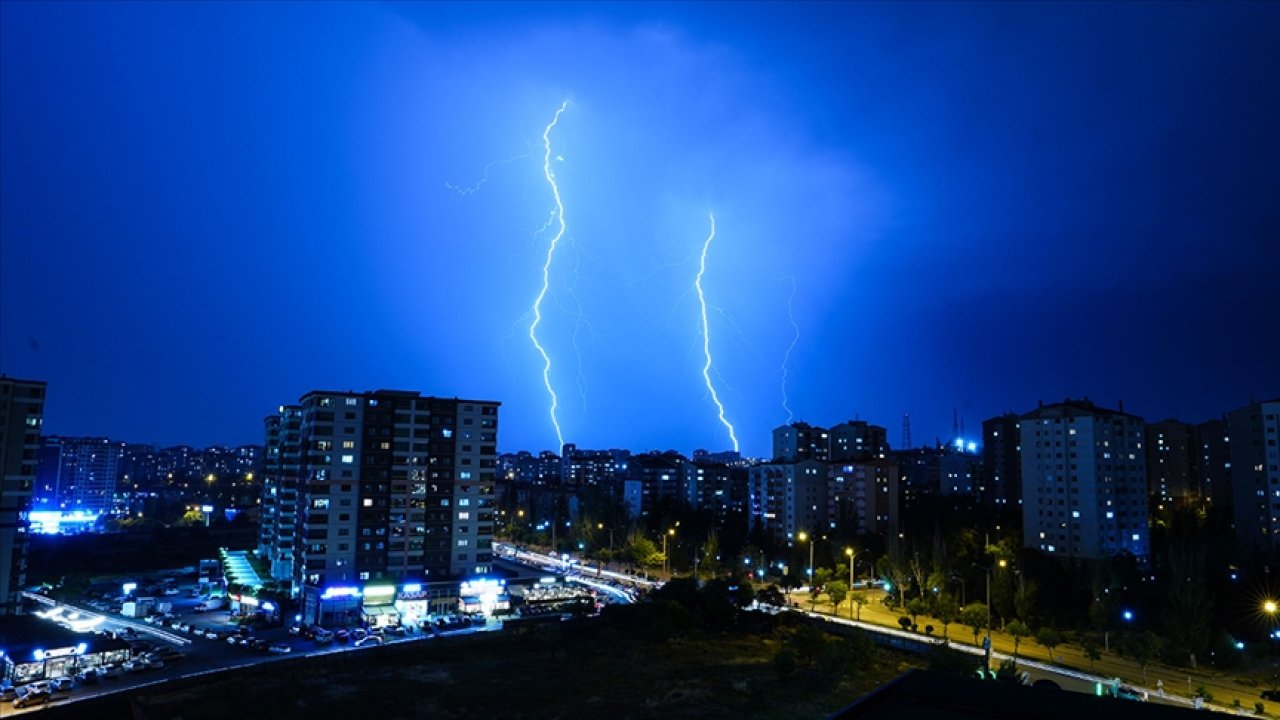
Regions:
[[3, 2, 1277, 455]]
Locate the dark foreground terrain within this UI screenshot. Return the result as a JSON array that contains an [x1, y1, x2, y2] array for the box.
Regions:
[[46, 592, 922, 720]]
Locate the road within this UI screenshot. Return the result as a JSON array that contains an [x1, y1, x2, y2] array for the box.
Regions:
[[792, 588, 1261, 715]]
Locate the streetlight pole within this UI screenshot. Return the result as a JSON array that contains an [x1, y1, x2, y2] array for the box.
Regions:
[[845, 547, 856, 619], [662, 528, 675, 576]]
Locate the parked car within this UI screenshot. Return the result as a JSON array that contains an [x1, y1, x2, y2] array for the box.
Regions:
[[267, 643, 292, 654], [144, 657, 164, 670], [0, 685, 18, 701], [354, 634, 384, 648], [335, 628, 350, 642], [13, 690, 50, 708], [50, 677, 74, 692]]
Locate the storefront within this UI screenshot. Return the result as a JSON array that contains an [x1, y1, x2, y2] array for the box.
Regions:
[[302, 585, 363, 627], [458, 578, 509, 615], [0, 617, 131, 684]]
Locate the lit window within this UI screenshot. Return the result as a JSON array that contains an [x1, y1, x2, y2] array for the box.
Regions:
[[458, 512, 470, 520], [341, 454, 354, 464], [363, 498, 373, 507], [342, 440, 355, 449]]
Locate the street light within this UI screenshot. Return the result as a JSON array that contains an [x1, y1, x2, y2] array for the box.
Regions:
[[797, 532, 814, 583], [1265, 600, 1278, 615], [662, 528, 675, 576], [845, 547, 856, 619]]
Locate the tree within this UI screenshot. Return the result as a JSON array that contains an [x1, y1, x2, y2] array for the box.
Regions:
[[826, 580, 849, 617], [624, 535, 663, 573], [1161, 539, 1213, 669], [1081, 638, 1102, 672], [1007, 620, 1031, 661], [961, 603, 989, 646], [906, 598, 928, 627], [935, 595, 960, 640], [1121, 631, 1163, 684], [1013, 580, 1038, 625], [1035, 628, 1062, 664], [175, 508, 206, 527], [852, 592, 869, 621]]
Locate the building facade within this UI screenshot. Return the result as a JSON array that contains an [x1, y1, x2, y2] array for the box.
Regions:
[[1227, 400, 1280, 554], [1020, 399, 1149, 563], [261, 390, 500, 626], [981, 413, 1022, 506], [827, 460, 899, 537], [1145, 419, 1197, 504], [33, 436, 122, 514], [747, 459, 827, 544], [772, 423, 830, 462], [0, 377, 46, 616]]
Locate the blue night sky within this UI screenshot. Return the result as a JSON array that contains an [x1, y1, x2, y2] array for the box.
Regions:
[[2, 2, 1277, 456]]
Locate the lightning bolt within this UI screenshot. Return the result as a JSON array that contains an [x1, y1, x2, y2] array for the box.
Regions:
[[781, 276, 800, 424], [695, 212, 740, 453], [445, 151, 530, 196], [529, 101, 569, 450]]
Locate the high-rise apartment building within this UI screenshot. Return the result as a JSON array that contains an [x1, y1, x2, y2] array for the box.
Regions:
[[33, 436, 122, 514], [747, 459, 827, 544], [828, 421, 889, 462], [259, 405, 302, 584], [260, 390, 499, 626], [772, 423, 830, 462], [1145, 419, 1196, 504], [0, 377, 46, 616], [1195, 418, 1231, 508], [827, 461, 899, 537], [981, 413, 1022, 505], [1227, 400, 1280, 553], [1020, 399, 1149, 563]]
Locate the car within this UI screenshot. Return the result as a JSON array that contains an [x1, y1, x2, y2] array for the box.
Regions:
[[354, 634, 384, 648], [143, 615, 158, 624], [13, 690, 51, 708], [100, 665, 123, 680], [144, 658, 164, 670], [335, 628, 350, 641], [268, 643, 292, 654], [50, 677, 74, 692], [0, 685, 17, 701], [122, 660, 145, 673], [21, 681, 52, 696], [74, 669, 101, 684], [384, 625, 407, 636], [251, 639, 270, 651], [312, 628, 334, 644]]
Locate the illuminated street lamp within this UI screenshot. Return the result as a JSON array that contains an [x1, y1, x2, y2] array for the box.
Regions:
[[1265, 600, 1278, 615], [845, 547, 857, 619], [797, 531, 814, 582], [662, 528, 676, 575]]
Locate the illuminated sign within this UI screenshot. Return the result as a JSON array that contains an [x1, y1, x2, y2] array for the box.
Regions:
[[320, 586, 361, 600], [235, 595, 259, 607], [459, 578, 505, 597], [363, 585, 395, 598], [35, 644, 86, 661], [401, 583, 422, 593], [122, 582, 137, 596]]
